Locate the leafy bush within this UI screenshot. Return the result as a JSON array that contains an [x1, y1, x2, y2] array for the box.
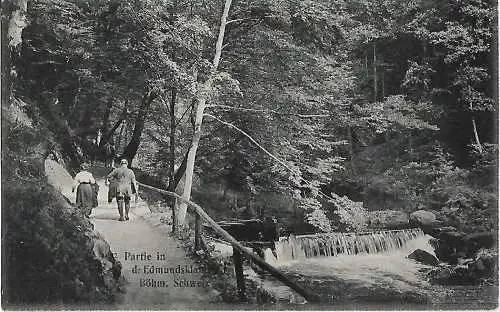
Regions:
[[327, 193, 367, 231], [382, 146, 468, 209], [439, 188, 498, 233], [298, 196, 332, 232], [469, 143, 498, 188], [379, 144, 497, 233]]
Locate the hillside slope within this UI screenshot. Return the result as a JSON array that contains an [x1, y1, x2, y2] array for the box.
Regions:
[[2, 104, 121, 307]]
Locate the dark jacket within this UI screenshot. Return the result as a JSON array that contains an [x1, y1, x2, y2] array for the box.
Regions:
[[106, 165, 137, 198]]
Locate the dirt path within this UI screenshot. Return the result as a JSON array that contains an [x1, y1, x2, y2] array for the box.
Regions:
[[45, 160, 220, 309], [91, 179, 220, 309]]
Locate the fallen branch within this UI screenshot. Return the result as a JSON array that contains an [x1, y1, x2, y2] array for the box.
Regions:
[[136, 181, 321, 303]]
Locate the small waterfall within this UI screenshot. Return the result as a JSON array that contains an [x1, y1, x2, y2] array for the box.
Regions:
[[271, 228, 425, 262]]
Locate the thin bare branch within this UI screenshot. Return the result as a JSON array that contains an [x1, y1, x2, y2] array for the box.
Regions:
[[226, 17, 260, 25], [204, 113, 335, 201], [207, 104, 332, 118]]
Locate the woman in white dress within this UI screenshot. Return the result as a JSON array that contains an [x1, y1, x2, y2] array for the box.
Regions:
[[72, 163, 97, 217]]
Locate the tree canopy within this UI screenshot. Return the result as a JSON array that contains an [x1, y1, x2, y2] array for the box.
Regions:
[[4, 0, 497, 232]]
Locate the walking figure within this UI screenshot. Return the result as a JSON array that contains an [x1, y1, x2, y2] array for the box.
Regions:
[[88, 138, 99, 166], [103, 141, 116, 168], [72, 162, 98, 217], [106, 165, 118, 203], [106, 159, 138, 221]]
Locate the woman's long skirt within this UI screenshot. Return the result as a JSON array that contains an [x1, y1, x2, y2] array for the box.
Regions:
[[76, 183, 94, 217]]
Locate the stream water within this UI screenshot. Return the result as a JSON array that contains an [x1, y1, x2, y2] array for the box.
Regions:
[[249, 229, 498, 309]]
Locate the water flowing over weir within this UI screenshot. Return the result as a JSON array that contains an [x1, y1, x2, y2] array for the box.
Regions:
[[258, 229, 495, 307], [268, 228, 425, 262]]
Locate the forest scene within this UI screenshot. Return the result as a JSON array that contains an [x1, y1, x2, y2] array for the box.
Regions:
[[1, 0, 498, 309]]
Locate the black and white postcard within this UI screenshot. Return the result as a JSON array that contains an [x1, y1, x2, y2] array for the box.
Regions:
[[2, 0, 498, 310]]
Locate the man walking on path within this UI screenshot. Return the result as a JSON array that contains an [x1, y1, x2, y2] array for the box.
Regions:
[[106, 159, 138, 221]]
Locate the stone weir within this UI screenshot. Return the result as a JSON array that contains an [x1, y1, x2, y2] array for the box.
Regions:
[[272, 228, 425, 262]]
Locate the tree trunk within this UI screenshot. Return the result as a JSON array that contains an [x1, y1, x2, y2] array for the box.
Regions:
[[166, 11, 178, 181], [100, 105, 128, 147], [169, 150, 189, 191], [469, 101, 483, 154], [347, 126, 356, 174], [381, 70, 385, 99], [373, 42, 377, 102], [176, 0, 232, 226], [168, 88, 178, 232], [167, 4, 180, 231], [408, 130, 413, 160], [471, 116, 483, 154], [2, 0, 29, 108], [423, 41, 428, 60], [121, 90, 156, 163], [380, 52, 385, 99], [100, 117, 124, 146], [168, 89, 177, 188], [118, 122, 125, 152], [100, 98, 114, 139], [365, 51, 368, 71], [177, 96, 207, 224]]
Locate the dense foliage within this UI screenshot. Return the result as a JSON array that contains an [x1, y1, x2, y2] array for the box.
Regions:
[[4, 0, 497, 233]]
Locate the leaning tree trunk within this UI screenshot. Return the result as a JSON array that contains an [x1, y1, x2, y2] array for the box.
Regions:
[[469, 102, 483, 154], [100, 105, 128, 148], [121, 90, 156, 164], [471, 116, 483, 154], [176, 0, 233, 226], [168, 150, 189, 191]]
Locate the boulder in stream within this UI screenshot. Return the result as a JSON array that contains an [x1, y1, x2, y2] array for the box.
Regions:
[[407, 249, 439, 266], [409, 210, 436, 232]]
